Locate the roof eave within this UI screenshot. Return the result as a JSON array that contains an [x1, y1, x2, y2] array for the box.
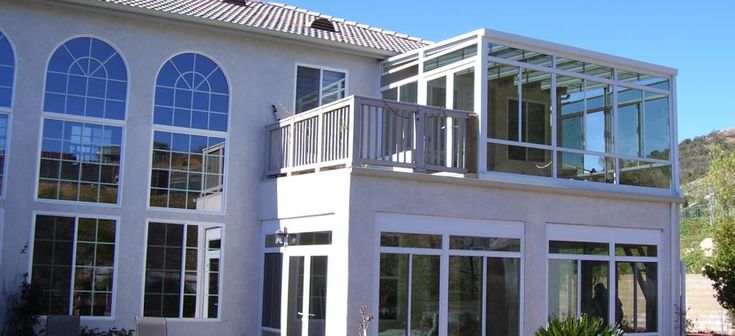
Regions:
[[53, 0, 411, 59]]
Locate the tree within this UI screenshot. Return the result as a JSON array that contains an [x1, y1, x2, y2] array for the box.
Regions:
[[702, 147, 735, 310]]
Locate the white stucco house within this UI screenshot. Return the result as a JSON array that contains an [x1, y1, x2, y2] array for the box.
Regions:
[[0, 0, 682, 335]]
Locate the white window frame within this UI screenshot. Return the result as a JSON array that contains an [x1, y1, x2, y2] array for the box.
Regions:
[[545, 224, 662, 335], [0, 29, 15, 199], [373, 213, 525, 336], [28, 211, 121, 320], [293, 63, 348, 114], [140, 219, 225, 321]]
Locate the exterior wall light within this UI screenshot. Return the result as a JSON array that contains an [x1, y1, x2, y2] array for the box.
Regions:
[[275, 227, 297, 247]]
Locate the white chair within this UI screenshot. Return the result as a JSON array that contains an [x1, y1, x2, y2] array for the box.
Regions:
[[45, 315, 80, 336], [135, 316, 167, 336]]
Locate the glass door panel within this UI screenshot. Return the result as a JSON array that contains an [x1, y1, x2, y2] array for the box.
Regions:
[[308, 256, 328, 336], [548, 259, 577, 320], [486, 257, 520, 336], [448, 256, 482, 335], [287, 256, 304, 336], [411, 255, 440, 336], [286, 255, 329, 336]]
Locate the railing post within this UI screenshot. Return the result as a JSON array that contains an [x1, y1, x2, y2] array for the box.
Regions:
[[316, 108, 324, 169], [349, 96, 361, 168], [415, 106, 426, 173], [287, 117, 295, 174]]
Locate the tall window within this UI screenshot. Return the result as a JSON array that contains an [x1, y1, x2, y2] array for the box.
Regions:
[[39, 37, 126, 204], [31, 214, 117, 316], [295, 66, 346, 113], [0, 31, 14, 195], [547, 226, 659, 334], [151, 53, 228, 211], [143, 222, 222, 319]]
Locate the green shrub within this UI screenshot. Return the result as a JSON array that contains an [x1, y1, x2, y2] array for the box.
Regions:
[[535, 314, 624, 336]]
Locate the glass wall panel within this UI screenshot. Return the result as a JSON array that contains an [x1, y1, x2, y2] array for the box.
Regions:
[[617, 70, 669, 90], [488, 62, 519, 141], [449, 236, 520, 252], [287, 256, 304, 336], [616, 262, 657, 333], [309, 256, 328, 336], [424, 44, 477, 72], [585, 81, 613, 153], [488, 43, 552, 67], [549, 241, 608, 255], [487, 143, 552, 177], [427, 77, 446, 108], [617, 88, 642, 157], [643, 92, 670, 160], [453, 68, 474, 111], [579, 261, 610, 325], [0, 32, 14, 108], [486, 257, 520, 336], [381, 82, 418, 104], [448, 256, 482, 335], [619, 160, 671, 189], [548, 259, 577, 320], [321, 70, 346, 105], [615, 244, 657, 257], [381, 65, 418, 87], [557, 152, 615, 184], [379, 253, 409, 335], [520, 69, 551, 147], [556, 76, 584, 150], [380, 232, 442, 249], [262, 253, 282, 329], [411, 255, 440, 336]]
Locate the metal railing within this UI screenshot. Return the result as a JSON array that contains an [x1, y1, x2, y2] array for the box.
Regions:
[[265, 95, 476, 176]]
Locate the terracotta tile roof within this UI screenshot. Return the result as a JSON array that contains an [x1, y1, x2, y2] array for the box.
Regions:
[[81, 0, 430, 54]]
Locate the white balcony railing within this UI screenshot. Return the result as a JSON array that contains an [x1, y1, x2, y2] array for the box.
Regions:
[[265, 95, 476, 176]]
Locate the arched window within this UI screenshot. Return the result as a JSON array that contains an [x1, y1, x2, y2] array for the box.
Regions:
[[154, 53, 229, 131], [150, 53, 228, 212], [0, 30, 14, 196], [44, 37, 127, 120], [38, 37, 126, 204]]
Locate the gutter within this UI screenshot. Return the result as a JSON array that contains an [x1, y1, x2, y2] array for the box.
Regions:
[[51, 0, 409, 60]]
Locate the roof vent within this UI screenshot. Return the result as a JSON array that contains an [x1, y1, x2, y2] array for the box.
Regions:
[[224, 0, 248, 5], [310, 18, 336, 32]]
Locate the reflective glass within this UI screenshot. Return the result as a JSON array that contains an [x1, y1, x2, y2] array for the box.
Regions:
[[322, 70, 345, 105], [487, 62, 519, 141], [616, 262, 657, 332], [38, 119, 122, 203], [487, 143, 552, 177], [155, 53, 228, 131], [584, 81, 613, 153], [549, 241, 609, 255], [149, 131, 225, 211], [380, 232, 442, 249], [557, 152, 616, 184], [488, 43, 552, 67], [448, 256, 481, 335], [453, 68, 474, 111], [579, 261, 609, 325], [0, 32, 14, 108], [424, 44, 477, 72], [262, 253, 282, 328], [44, 37, 127, 120], [380, 64, 418, 87], [556, 57, 613, 79], [296, 66, 346, 113], [379, 253, 409, 335], [643, 92, 670, 160], [548, 259, 577, 320], [449, 235, 520, 252], [619, 160, 671, 189], [486, 257, 520, 336], [557, 75, 584, 150], [411, 255, 440, 336], [427, 77, 446, 108], [618, 70, 669, 90], [617, 88, 642, 157], [0, 114, 7, 193], [615, 244, 657, 257]]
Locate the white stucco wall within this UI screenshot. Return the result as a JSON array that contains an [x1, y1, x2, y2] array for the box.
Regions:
[[0, 0, 381, 334]]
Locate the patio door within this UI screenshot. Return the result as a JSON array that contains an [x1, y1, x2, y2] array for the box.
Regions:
[[286, 255, 328, 336]]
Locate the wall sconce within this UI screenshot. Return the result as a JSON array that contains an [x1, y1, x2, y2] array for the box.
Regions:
[[274, 227, 297, 247]]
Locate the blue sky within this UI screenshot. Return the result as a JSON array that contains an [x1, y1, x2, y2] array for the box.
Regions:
[[284, 0, 734, 141]]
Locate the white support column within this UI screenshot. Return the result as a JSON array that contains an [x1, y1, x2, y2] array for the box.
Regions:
[[476, 33, 489, 173]]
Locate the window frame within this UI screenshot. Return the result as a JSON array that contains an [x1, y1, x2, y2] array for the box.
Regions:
[[35, 36, 128, 206], [147, 51, 230, 214], [28, 211, 121, 320], [293, 63, 348, 114], [545, 224, 662, 335], [141, 219, 225, 321], [0, 29, 16, 199]]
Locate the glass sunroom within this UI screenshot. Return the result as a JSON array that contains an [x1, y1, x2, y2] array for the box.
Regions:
[[379, 29, 677, 193]]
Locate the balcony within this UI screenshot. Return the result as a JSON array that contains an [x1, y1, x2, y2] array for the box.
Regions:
[[265, 96, 476, 177]]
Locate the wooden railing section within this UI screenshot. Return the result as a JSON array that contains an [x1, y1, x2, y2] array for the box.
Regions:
[[266, 96, 476, 176]]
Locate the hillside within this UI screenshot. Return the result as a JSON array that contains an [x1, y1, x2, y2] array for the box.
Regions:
[[679, 128, 735, 186]]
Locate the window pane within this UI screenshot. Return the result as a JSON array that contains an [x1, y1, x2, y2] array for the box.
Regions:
[[32, 215, 75, 315], [453, 68, 474, 111], [0, 114, 8, 194], [616, 262, 657, 332], [424, 44, 477, 72], [556, 57, 613, 79], [380, 232, 442, 249], [549, 241, 609, 255], [643, 92, 670, 160], [321, 70, 345, 105], [448, 256, 481, 335], [557, 152, 615, 184], [0, 32, 14, 108], [486, 257, 520, 336], [521, 69, 551, 147], [144, 222, 184, 317], [287, 256, 305, 336], [379, 253, 409, 335], [556, 75, 584, 150], [619, 160, 671, 189], [411, 255, 440, 335], [308, 256, 328, 320], [617, 70, 669, 90], [449, 235, 520, 252], [380, 65, 418, 87], [579, 261, 609, 325], [487, 143, 552, 177], [262, 253, 283, 328], [487, 62, 518, 141], [72, 218, 116, 316], [615, 244, 657, 257], [488, 43, 552, 67], [617, 87, 642, 157], [427, 77, 446, 108], [584, 81, 613, 153], [296, 66, 320, 113], [548, 259, 577, 320], [398, 82, 418, 104]]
